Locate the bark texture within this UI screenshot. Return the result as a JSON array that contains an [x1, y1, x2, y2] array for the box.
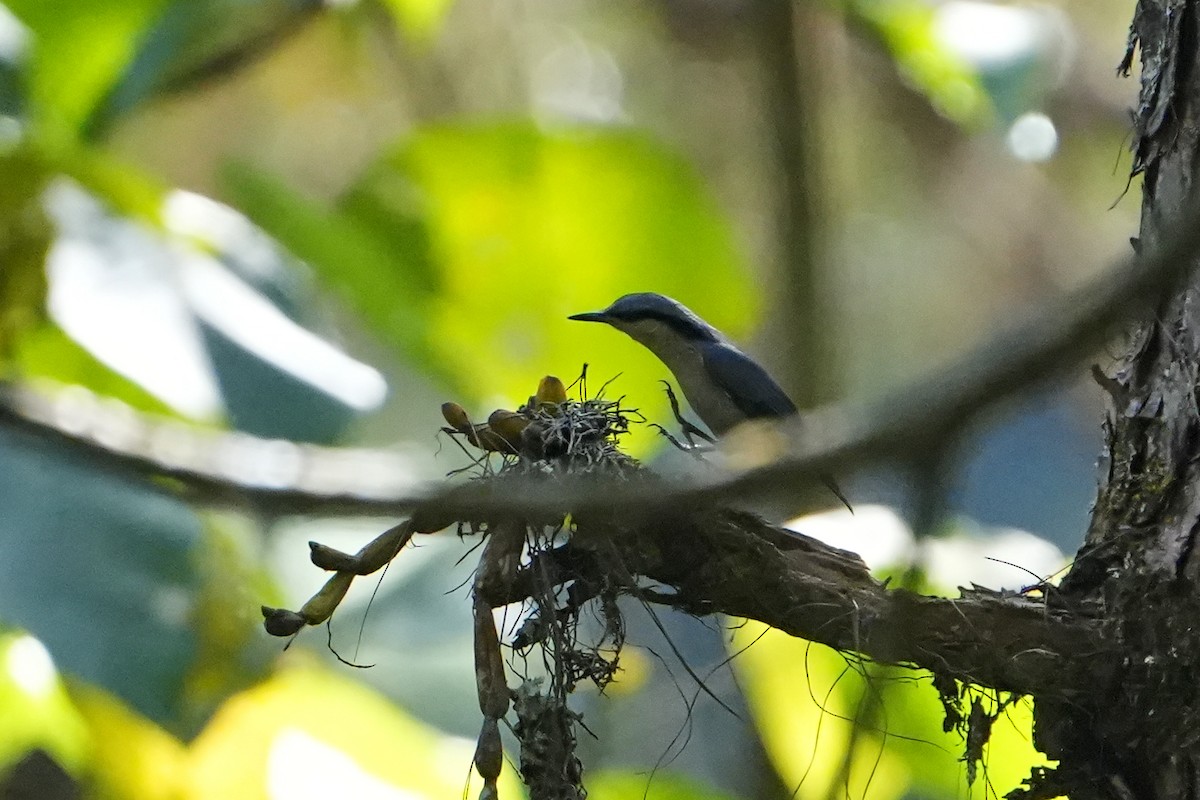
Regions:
[[490, 508, 1104, 698], [1044, 2, 1200, 798]]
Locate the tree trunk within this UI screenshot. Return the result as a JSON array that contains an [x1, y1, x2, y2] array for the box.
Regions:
[[1045, 2, 1200, 798]]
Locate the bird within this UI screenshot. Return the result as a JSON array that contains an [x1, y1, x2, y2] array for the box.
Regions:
[[569, 292, 851, 511]]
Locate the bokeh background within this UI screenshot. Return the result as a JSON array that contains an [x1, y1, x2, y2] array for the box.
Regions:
[[0, 0, 1139, 798]]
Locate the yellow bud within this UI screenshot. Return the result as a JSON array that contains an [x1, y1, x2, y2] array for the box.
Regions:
[[535, 375, 568, 406], [487, 409, 529, 449], [441, 402, 471, 432]]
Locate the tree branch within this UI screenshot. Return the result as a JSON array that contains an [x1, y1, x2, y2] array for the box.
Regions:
[[4, 193, 1200, 521], [501, 508, 1104, 698]]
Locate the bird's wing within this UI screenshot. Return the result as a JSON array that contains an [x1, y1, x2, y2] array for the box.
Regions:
[[701, 342, 797, 419], [705, 343, 852, 511]]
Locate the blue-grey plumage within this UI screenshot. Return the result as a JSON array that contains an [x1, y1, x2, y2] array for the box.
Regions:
[[569, 292, 795, 434], [700, 341, 797, 421], [569, 292, 851, 510]]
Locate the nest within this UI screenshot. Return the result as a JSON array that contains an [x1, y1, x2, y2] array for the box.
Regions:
[[263, 372, 654, 800]]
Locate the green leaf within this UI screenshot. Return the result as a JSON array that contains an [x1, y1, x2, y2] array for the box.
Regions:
[[378, 0, 456, 40], [68, 681, 187, 800], [186, 664, 525, 800], [226, 124, 757, 447], [0, 631, 90, 777], [0, 148, 51, 361], [5, 0, 173, 137], [733, 623, 910, 800], [59, 148, 169, 225], [223, 165, 440, 379], [179, 513, 278, 733], [852, 0, 992, 128], [0, 428, 203, 725], [13, 325, 177, 415], [88, 0, 324, 137], [732, 620, 1049, 799], [588, 769, 738, 800]]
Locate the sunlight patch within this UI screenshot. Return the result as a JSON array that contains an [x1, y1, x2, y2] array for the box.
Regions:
[[5, 635, 56, 699], [267, 728, 424, 800]]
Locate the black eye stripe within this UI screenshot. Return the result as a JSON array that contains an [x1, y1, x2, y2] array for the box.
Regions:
[[607, 308, 719, 342]]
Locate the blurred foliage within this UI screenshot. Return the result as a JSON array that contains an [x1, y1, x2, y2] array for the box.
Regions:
[[181, 515, 280, 735], [0, 632, 90, 778], [223, 163, 439, 377], [397, 123, 754, 411], [92, 0, 322, 138], [227, 122, 757, 446], [851, 0, 993, 127], [72, 682, 187, 800], [4, 0, 172, 137], [3, 646, 530, 799], [184, 662, 525, 799], [733, 620, 1049, 800], [0, 426, 203, 724], [13, 325, 174, 413], [0, 149, 51, 358], [0, 0, 1135, 797], [381, 0, 455, 40], [588, 769, 740, 800]]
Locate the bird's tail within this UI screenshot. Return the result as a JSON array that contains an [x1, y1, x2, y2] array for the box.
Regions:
[[823, 475, 854, 514]]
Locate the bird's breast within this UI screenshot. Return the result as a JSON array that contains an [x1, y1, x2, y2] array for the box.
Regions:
[[657, 349, 746, 436]]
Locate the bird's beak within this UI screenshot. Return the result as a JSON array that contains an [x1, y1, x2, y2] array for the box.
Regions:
[[568, 311, 610, 324]]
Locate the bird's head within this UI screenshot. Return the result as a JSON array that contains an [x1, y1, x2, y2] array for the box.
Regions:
[[568, 293, 721, 353]]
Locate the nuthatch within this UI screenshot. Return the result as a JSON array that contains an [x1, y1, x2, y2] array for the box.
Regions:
[[570, 292, 850, 509]]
